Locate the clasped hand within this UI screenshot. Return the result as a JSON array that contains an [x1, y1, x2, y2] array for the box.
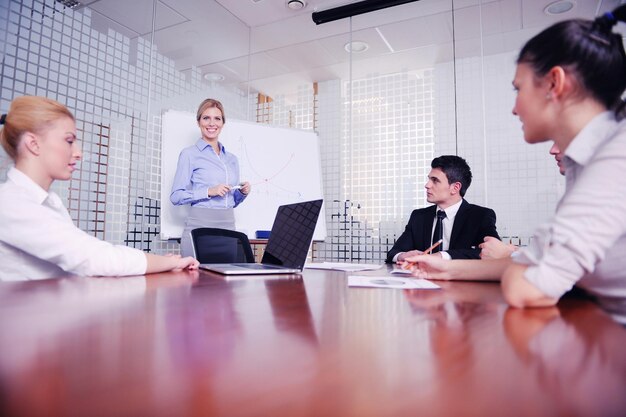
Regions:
[[208, 181, 251, 197]]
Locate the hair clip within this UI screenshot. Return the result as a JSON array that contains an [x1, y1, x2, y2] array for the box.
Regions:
[[0, 114, 6, 125], [588, 33, 611, 46], [603, 12, 616, 24]]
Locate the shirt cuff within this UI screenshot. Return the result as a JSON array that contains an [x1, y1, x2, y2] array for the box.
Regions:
[[515, 255, 575, 299], [192, 187, 210, 201], [392, 252, 402, 263], [440, 251, 451, 260]]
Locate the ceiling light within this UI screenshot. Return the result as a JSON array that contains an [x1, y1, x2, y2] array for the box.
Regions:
[[544, 0, 575, 15], [287, 0, 306, 11], [344, 41, 369, 53], [203, 72, 225, 82]]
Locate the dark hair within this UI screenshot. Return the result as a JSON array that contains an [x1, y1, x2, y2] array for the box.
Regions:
[[196, 98, 225, 123], [431, 155, 472, 197], [517, 5, 626, 117]]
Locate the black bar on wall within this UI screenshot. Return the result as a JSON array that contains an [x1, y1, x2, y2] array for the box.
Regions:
[[312, 0, 421, 25]]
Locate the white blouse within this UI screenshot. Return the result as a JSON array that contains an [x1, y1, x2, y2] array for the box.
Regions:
[[0, 168, 147, 281], [515, 112, 626, 323]]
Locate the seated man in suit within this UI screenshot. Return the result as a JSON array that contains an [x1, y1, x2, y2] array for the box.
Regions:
[[386, 155, 499, 262]]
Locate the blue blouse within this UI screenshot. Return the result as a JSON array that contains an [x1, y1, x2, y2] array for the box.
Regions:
[[170, 139, 247, 209]]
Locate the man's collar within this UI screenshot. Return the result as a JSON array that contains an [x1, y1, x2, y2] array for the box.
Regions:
[[437, 198, 463, 217]]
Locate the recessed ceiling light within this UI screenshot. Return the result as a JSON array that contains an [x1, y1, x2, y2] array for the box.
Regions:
[[203, 72, 225, 82], [544, 0, 575, 15], [287, 0, 306, 11], [344, 41, 369, 53]]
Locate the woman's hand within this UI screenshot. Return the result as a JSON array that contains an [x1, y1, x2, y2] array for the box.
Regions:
[[208, 184, 231, 197], [175, 256, 200, 270], [162, 254, 199, 270], [404, 254, 454, 280], [145, 254, 200, 274], [240, 181, 251, 195], [479, 236, 517, 259]]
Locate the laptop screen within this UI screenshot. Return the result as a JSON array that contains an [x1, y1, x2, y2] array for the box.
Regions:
[[261, 199, 323, 270]]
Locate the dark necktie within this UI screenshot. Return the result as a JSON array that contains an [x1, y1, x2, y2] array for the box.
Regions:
[[432, 210, 446, 252]]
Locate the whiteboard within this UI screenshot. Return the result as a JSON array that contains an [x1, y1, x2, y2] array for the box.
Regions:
[[160, 110, 326, 241]]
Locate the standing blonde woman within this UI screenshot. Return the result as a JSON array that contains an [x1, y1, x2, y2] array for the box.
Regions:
[[170, 98, 250, 257], [0, 96, 198, 281]]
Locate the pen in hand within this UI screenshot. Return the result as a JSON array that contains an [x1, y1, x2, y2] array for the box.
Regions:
[[400, 239, 443, 270]]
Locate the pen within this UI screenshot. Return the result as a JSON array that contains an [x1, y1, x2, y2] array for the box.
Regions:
[[400, 239, 443, 270], [423, 239, 443, 255]]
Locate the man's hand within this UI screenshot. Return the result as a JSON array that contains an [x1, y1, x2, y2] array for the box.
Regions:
[[396, 250, 423, 263]]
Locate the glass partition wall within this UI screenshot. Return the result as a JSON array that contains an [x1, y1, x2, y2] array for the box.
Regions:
[[2, 0, 607, 262]]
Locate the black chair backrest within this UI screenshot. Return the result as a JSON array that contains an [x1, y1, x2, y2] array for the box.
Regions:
[[191, 228, 255, 264]]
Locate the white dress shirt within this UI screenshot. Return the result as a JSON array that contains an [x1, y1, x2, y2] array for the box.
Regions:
[[0, 168, 147, 281], [514, 112, 626, 323]]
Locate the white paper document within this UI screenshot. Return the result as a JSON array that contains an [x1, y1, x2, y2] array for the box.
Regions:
[[305, 262, 383, 272], [348, 275, 440, 289]]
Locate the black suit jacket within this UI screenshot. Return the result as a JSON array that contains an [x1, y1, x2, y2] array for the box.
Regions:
[[386, 199, 499, 262]]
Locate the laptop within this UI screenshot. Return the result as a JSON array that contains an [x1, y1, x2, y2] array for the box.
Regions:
[[200, 199, 323, 275]]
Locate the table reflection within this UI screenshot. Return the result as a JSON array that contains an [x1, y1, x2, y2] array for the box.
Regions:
[[503, 301, 626, 416], [265, 278, 318, 345]]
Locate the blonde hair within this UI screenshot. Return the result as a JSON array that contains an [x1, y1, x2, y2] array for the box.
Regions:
[[0, 96, 74, 161], [196, 98, 225, 123]]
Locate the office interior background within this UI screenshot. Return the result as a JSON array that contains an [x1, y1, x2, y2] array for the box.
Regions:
[[1, 0, 620, 262]]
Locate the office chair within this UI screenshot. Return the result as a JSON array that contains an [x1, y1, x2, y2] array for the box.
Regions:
[[191, 228, 255, 264]]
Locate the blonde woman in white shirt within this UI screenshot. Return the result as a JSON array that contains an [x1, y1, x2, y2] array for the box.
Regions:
[[0, 96, 199, 281]]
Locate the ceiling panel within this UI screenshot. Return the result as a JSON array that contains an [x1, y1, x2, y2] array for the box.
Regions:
[[478, 0, 523, 36], [88, 0, 188, 36], [248, 52, 293, 80], [317, 28, 393, 62], [251, 12, 350, 53], [378, 12, 452, 52], [263, 41, 342, 72]]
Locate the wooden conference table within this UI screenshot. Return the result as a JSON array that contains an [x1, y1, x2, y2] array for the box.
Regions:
[[0, 267, 625, 417]]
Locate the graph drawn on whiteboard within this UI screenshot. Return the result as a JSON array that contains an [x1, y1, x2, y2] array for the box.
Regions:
[[160, 110, 326, 241], [235, 136, 302, 199]]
